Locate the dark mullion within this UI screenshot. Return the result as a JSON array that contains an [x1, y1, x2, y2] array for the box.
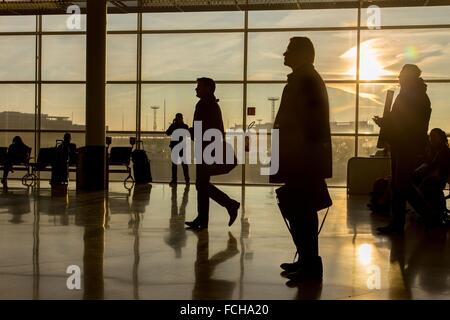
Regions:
[[354, 0, 362, 157]]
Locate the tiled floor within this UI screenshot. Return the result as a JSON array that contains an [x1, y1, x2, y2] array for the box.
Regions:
[[0, 181, 449, 300]]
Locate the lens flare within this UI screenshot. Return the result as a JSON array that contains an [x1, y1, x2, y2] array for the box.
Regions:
[[405, 46, 418, 62]]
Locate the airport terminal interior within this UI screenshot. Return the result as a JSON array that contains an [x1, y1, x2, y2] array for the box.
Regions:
[[1, 0, 450, 300]]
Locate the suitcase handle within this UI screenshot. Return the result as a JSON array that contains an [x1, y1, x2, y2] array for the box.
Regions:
[[135, 140, 144, 150]]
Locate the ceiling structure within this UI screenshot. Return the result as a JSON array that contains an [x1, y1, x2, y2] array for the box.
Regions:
[[1, 0, 450, 15]]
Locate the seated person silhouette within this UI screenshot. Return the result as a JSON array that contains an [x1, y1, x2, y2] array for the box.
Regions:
[[411, 128, 450, 225], [1, 136, 31, 189], [51, 133, 77, 186]]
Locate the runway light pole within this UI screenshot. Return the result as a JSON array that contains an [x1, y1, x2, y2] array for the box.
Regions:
[[151, 106, 160, 131]]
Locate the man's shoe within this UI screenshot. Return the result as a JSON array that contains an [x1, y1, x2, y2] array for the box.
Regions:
[[285, 257, 323, 282], [227, 200, 240, 227], [376, 224, 404, 235], [1, 178, 7, 189], [280, 260, 301, 273], [185, 219, 208, 230]]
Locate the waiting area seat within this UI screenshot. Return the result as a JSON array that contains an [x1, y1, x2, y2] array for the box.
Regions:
[[108, 145, 135, 190], [0, 146, 33, 186], [1, 137, 138, 190]]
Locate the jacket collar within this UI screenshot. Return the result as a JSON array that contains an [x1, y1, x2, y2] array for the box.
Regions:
[[199, 94, 219, 103], [287, 63, 314, 82]]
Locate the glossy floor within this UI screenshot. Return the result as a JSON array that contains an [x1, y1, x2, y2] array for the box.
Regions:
[[0, 182, 449, 300]]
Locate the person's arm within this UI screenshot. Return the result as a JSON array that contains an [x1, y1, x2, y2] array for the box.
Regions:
[[165, 123, 175, 136], [202, 102, 224, 134], [189, 103, 201, 137], [301, 75, 329, 143]]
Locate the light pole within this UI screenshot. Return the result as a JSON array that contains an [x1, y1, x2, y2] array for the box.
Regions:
[[151, 106, 160, 131], [267, 97, 279, 124]]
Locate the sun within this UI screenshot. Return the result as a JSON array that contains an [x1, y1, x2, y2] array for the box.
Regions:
[[342, 40, 392, 80]]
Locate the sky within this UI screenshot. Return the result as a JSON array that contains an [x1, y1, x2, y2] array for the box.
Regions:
[[1, 6, 450, 133]]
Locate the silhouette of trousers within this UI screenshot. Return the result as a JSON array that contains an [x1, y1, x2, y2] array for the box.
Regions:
[[276, 183, 319, 261], [172, 163, 189, 182], [390, 149, 423, 228], [195, 164, 233, 225]]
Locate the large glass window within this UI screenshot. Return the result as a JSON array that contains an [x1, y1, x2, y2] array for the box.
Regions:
[[1, 6, 450, 187], [143, 11, 244, 30], [41, 84, 85, 130], [249, 9, 357, 28], [107, 34, 137, 81], [358, 83, 399, 134], [248, 31, 357, 80], [106, 84, 136, 131], [360, 29, 450, 80], [361, 5, 450, 27], [142, 33, 244, 81], [107, 13, 137, 31], [42, 14, 86, 32], [141, 84, 243, 131], [247, 83, 356, 133], [0, 84, 35, 130], [0, 15, 36, 32], [0, 36, 35, 81], [42, 35, 86, 81]]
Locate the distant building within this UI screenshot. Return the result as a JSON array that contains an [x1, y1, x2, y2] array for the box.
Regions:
[[330, 121, 375, 133], [0, 111, 85, 130], [230, 120, 375, 134]]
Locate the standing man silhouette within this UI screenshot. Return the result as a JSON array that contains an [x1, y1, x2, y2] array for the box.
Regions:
[[271, 37, 332, 282], [373, 64, 431, 234], [185, 77, 240, 230], [166, 113, 190, 186]]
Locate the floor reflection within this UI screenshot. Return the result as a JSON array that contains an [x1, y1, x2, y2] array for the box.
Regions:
[[193, 230, 239, 300], [165, 185, 189, 258], [0, 184, 449, 300]]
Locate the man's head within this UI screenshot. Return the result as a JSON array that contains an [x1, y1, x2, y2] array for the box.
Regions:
[[196, 77, 216, 98], [63, 132, 71, 144], [12, 136, 23, 145], [399, 64, 421, 87], [175, 113, 183, 123], [283, 37, 315, 69], [429, 128, 448, 148]]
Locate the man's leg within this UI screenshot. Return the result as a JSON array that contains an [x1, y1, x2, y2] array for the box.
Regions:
[[182, 163, 190, 183], [208, 182, 240, 226], [171, 163, 178, 183], [1, 162, 11, 187], [283, 182, 323, 280], [195, 165, 210, 225], [391, 187, 407, 228], [207, 183, 232, 208]]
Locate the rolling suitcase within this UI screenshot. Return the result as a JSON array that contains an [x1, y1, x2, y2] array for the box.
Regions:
[[132, 140, 152, 184]]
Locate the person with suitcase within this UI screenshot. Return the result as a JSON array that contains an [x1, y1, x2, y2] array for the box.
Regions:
[[51, 133, 77, 186], [184, 77, 240, 230]]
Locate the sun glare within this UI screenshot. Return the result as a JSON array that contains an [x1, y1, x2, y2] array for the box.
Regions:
[[342, 40, 392, 80]]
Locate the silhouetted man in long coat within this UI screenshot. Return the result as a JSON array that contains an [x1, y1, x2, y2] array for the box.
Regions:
[[374, 64, 431, 234], [185, 77, 240, 230], [271, 37, 332, 282]]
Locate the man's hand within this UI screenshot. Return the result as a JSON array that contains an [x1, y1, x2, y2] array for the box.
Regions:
[[372, 116, 384, 127]]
